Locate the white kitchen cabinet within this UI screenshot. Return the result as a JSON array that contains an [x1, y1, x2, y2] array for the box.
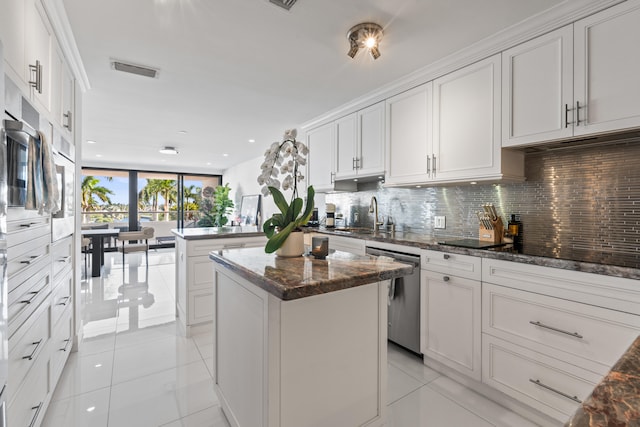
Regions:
[[305, 122, 356, 193], [574, 0, 640, 136], [502, 26, 574, 146], [25, 0, 53, 113], [175, 234, 267, 336], [433, 54, 523, 183], [0, 0, 26, 84], [61, 60, 75, 134], [335, 102, 385, 180], [385, 83, 433, 185], [421, 269, 481, 381], [503, 1, 640, 147]]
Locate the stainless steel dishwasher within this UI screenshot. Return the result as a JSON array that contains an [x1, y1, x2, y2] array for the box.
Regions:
[[365, 246, 422, 354]]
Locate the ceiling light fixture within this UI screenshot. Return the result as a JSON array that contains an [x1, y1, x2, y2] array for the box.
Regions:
[[347, 22, 383, 60], [159, 146, 179, 155], [87, 140, 97, 144]]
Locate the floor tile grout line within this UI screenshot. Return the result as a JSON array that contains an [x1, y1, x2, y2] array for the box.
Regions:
[[387, 358, 442, 386], [424, 380, 502, 427]]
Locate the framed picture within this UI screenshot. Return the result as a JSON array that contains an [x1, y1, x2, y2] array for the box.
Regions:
[[239, 194, 261, 226]]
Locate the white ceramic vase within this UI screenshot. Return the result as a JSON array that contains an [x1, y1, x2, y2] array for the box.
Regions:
[[276, 231, 305, 257]]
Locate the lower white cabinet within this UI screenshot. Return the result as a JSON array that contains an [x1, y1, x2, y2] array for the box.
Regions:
[[8, 351, 49, 427], [420, 269, 481, 381], [175, 234, 267, 336]]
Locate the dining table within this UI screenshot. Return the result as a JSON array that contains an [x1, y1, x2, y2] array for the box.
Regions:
[[81, 228, 121, 277]]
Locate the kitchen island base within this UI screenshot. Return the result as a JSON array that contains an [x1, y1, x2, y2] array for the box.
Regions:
[[212, 266, 388, 427]]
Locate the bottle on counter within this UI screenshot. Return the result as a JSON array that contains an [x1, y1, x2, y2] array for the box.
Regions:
[[508, 214, 523, 249], [326, 203, 335, 228]]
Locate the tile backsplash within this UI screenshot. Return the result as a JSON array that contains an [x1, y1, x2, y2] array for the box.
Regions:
[[325, 140, 640, 255]]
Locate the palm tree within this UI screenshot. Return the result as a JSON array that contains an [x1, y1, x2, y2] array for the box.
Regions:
[[183, 185, 200, 220], [158, 180, 177, 221], [139, 179, 176, 221], [81, 176, 114, 222]]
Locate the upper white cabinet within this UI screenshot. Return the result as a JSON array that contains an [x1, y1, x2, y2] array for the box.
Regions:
[[433, 54, 523, 183], [306, 123, 335, 192], [502, 26, 574, 146], [25, 0, 53, 113], [0, 0, 26, 85], [385, 83, 433, 185], [334, 102, 385, 180], [504, 1, 640, 147], [573, 0, 640, 136]]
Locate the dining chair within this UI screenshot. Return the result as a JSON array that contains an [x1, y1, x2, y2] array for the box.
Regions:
[[116, 227, 155, 270]]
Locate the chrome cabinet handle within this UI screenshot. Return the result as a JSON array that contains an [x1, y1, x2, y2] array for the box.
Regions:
[[57, 296, 70, 306], [19, 222, 38, 228], [29, 60, 42, 94], [443, 254, 450, 260], [23, 339, 43, 360], [61, 338, 72, 352], [59, 255, 72, 263], [564, 104, 575, 128], [64, 111, 72, 130], [352, 158, 356, 170], [443, 276, 450, 282], [20, 291, 39, 304], [427, 155, 431, 176], [330, 172, 335, 183], [529, 379, 582, 403], [576, 101, 583, 126], [432, 156, 436, 177], [20, 255, 39, 265], [28, 402, 44, 427], [356, 157, 361, 169], [529, 321, 583, 339]]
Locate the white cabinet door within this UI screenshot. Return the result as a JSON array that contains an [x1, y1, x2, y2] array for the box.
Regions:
[[0, 0, 26, 85], [334, 113, 357, 179], [357, 101, 385, 178], [25, 0, 53, 113], [574, 0, 640, 136], [433, 54, 501, 182], [421, 270, 481, 381], [385, 83, 432, 185], [502, 26, 574, 146], [50, 45, 64, 128], [306, 123, 335, 192]]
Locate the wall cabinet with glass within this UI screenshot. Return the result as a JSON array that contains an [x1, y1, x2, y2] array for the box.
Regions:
[[503, 0, 640, 147]]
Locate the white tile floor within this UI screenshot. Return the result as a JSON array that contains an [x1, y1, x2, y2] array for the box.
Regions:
[[42, 248, 539, 427]]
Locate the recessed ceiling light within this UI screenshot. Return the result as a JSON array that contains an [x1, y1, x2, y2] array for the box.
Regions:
[[87, 140, 97, 144], [470, 181, 477, 185], [159, 146, 179, 155], [415, 185, 421, 188], [223, 153, 229, 157], [206, 162, 211, 166], [96, 154, 102, 157], [86, 406, 96, 413], [178, 130, 188, 135], [94, 363, 102, 368], [248, 139, 255, 143]]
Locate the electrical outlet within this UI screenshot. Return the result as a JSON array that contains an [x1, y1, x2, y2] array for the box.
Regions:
[[434, 216, 446, 229]]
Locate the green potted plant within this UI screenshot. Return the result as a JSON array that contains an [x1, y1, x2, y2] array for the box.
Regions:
[[258, 129, 315, 255], [197, 183, 234, 227]]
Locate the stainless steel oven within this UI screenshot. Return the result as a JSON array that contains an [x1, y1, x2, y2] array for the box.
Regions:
[[3, 118, 36, 208]]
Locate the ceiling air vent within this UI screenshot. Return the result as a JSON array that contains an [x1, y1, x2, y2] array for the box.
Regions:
[[111, 60, 159, 79], [269, 0, 297, 11]]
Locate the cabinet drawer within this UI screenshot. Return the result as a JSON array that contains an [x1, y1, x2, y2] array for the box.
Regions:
[[482, 258, 640, 315], [189, 289, 213, 324], [8, 266, 51, 338], [8, 301, 50, 399], [51, 269, 73, 327], [8, 354, 49, 427], [7, 234, 50, 279], [188, 255, 214, 291], [50, 305, 73, 385], [482, 335, 599, 422], [51, 235, 73, 279], [421, 249, 481, 280], [7, 215, 50, 247], [483, 283, 640, 375]]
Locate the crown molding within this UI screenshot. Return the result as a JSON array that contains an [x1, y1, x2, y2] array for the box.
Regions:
[[42, 0, 91, 92], [300, 0, 625, 131]]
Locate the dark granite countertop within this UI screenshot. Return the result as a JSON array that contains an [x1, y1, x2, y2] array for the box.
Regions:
[[313, 228, 640, 280], [565, 335, 640, 427], [172, 226, 264, 240], [209, 247, 414, 301]]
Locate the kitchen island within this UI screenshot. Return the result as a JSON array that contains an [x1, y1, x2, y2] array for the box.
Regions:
[[172, 227, 266, 336], [209, 247, 413, 427]]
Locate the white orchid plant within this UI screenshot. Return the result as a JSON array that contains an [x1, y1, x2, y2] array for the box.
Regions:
[[258, 129, 315, 253]]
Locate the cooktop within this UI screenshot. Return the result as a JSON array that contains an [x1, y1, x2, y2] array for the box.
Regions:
[[438, 239, 507, 249]]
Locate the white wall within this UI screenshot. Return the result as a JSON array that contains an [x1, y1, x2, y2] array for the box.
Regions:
[[223, 155, 325, 226]]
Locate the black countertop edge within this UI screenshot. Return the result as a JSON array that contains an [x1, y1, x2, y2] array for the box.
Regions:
[[315, 229, 640, 280]]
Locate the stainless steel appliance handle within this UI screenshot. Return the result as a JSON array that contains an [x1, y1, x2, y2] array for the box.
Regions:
[[388, 278, 396, 303], [529, 379, 582, 403]]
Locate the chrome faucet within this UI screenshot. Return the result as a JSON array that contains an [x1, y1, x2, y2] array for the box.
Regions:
[[369, 196, 384, 231]]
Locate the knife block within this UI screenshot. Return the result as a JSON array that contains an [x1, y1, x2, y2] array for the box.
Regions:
[[479, 217, 504, 244]]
